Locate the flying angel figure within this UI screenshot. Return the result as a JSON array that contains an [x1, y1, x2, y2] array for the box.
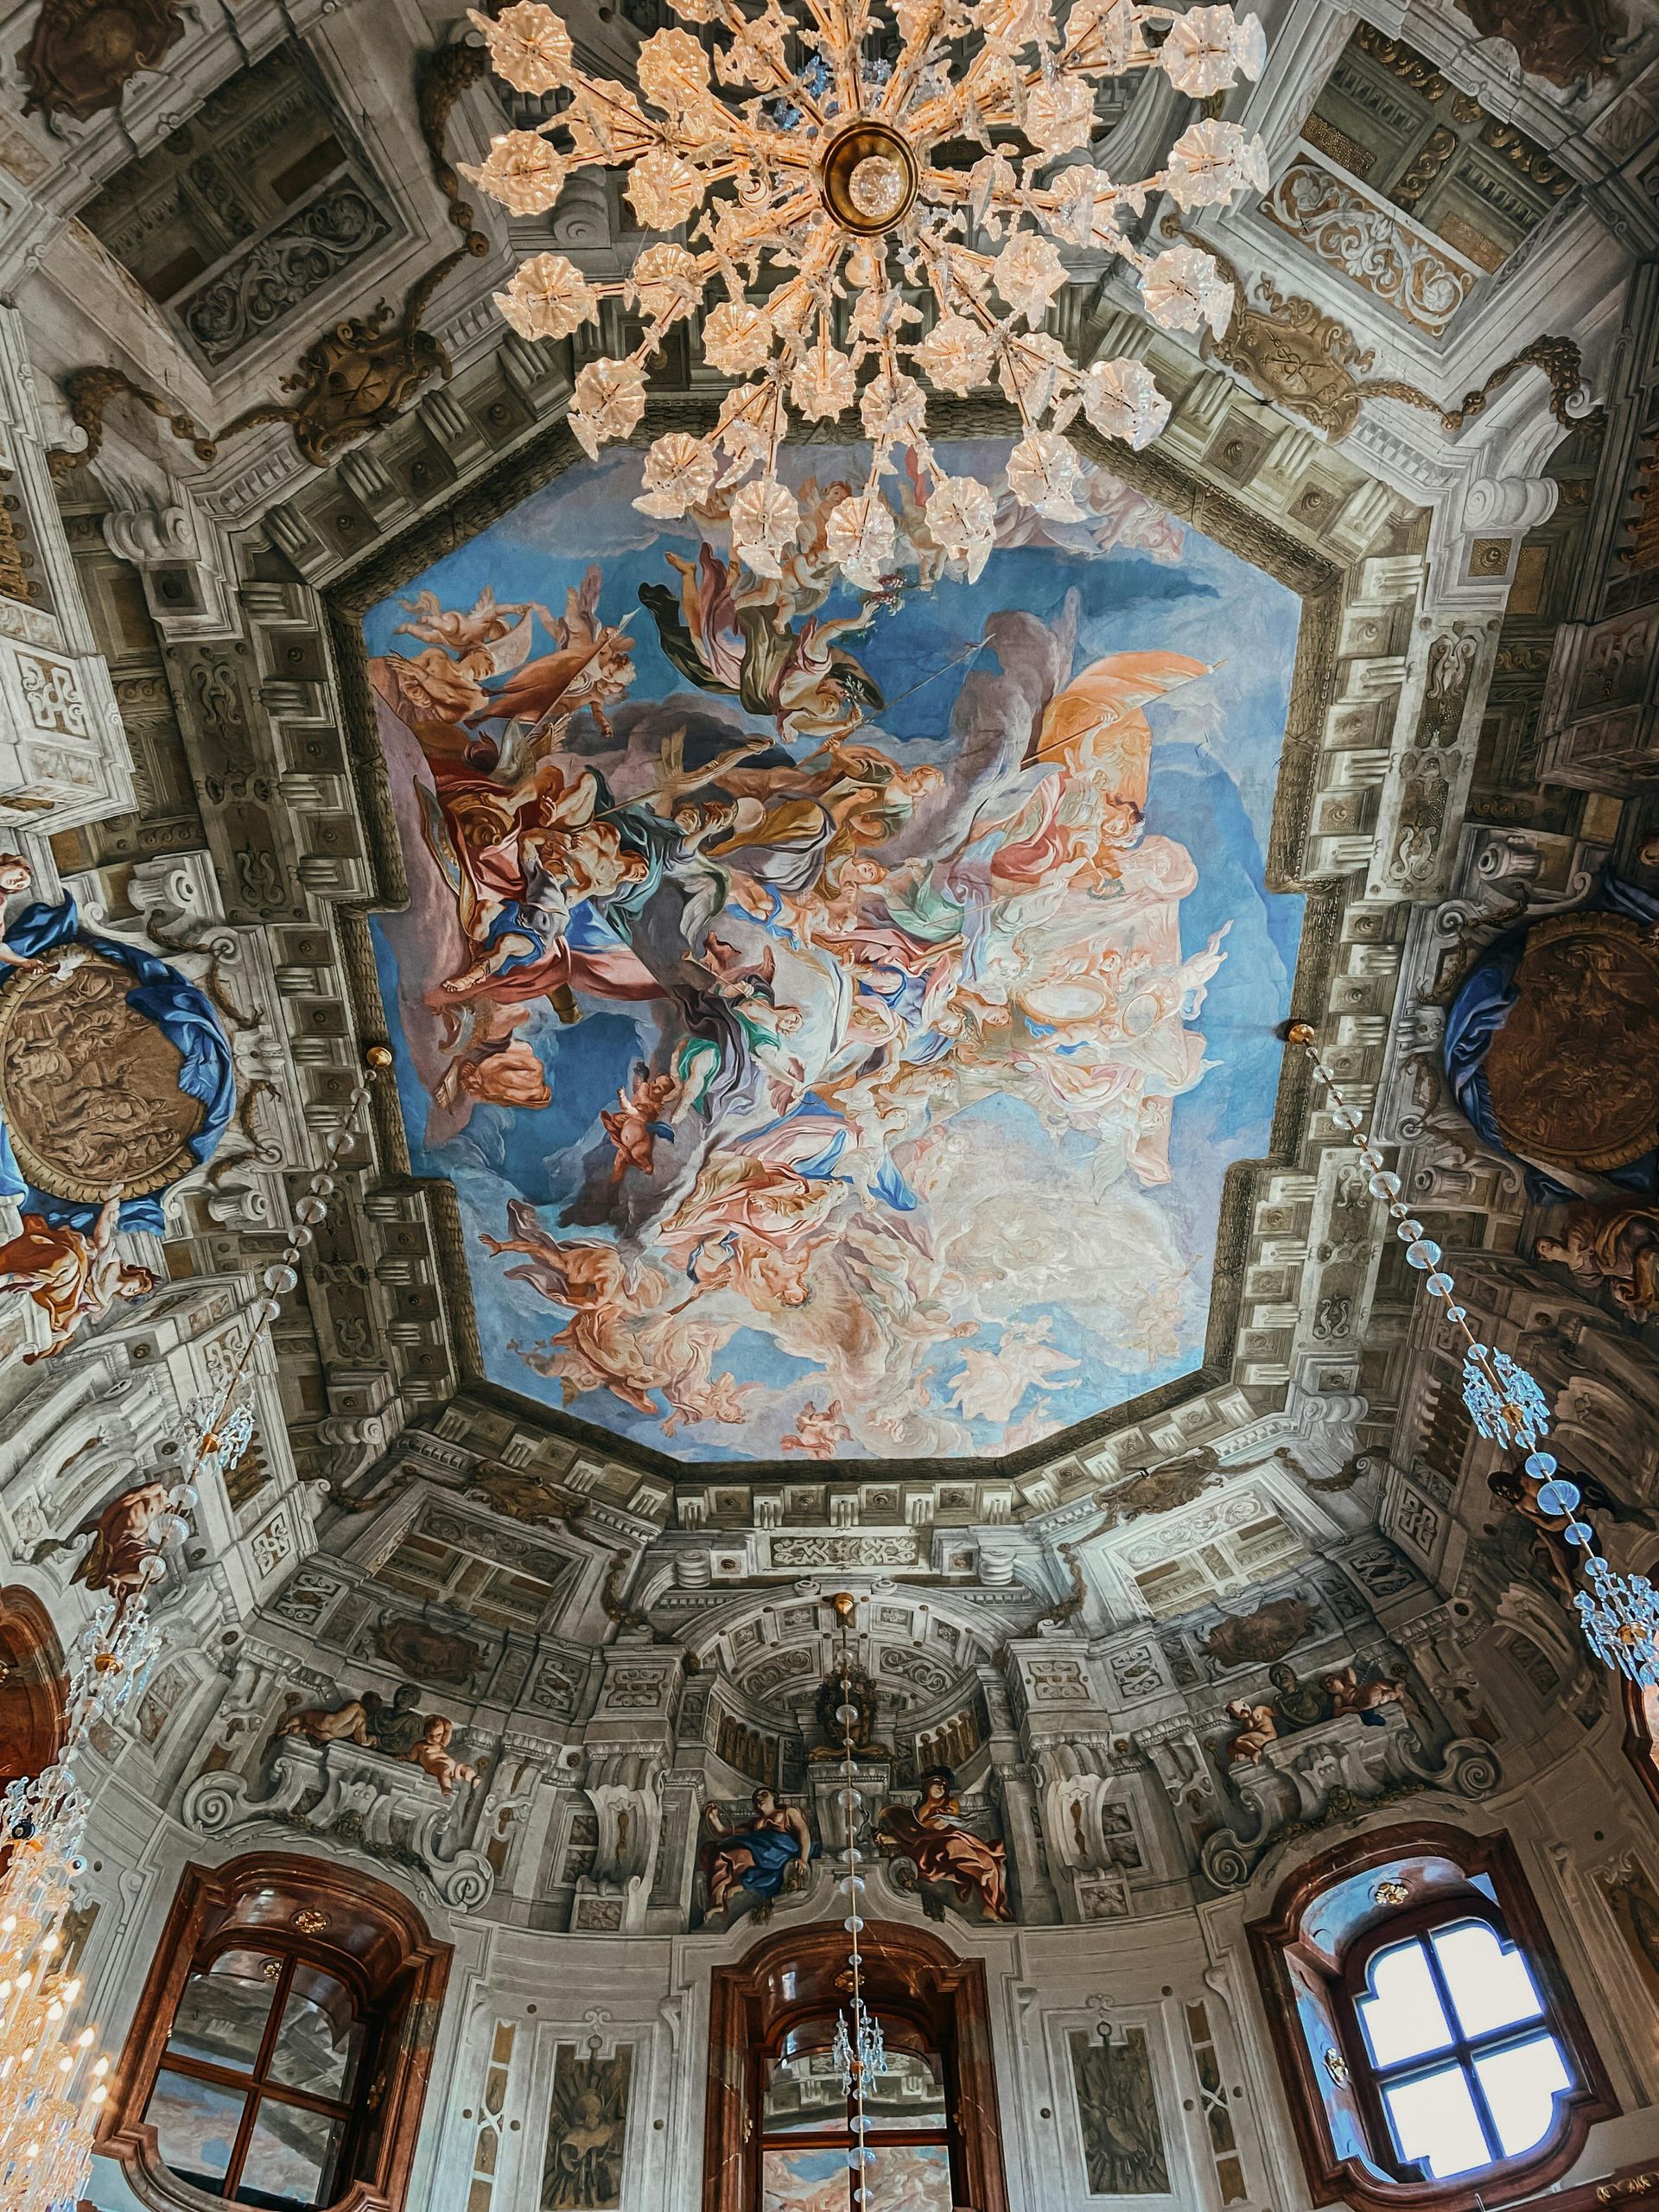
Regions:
[[470, 564, 635, 742]]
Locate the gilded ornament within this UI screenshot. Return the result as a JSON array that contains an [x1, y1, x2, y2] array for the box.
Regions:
[[1481, 912, 1659, 1172], [0, 957, 205, 1203], [219, 258, 460, 469], [21, 0, 185, 125]]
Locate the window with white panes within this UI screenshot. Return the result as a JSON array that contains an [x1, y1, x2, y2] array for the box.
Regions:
[[1344, 1913, 1572, 2180], [1249, 1826, 1616, 2212]]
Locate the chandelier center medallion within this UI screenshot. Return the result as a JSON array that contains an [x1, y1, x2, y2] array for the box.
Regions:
[[823, 123, 919, 232]]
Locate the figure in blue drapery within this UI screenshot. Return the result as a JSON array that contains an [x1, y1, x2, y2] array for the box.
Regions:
[[0, 895, 237, 1236], [1442, 871, 1659, 1203], [702, 1787, 817, 1916]]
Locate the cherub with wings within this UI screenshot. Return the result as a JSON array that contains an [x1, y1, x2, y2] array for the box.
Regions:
[[780, 1400, 852, 1457], [395, 585, 555, 678], [471, 564, 635, 745], [384, 586, 551, 725], [600, 1062, 682, 1184]]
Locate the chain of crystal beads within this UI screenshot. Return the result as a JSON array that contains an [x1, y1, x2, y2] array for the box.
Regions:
[[1286, 1024, 1656, 1689], [831, 1599, 882, 2202]]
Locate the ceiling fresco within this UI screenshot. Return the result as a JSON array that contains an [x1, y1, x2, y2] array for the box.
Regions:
[[365, 440, 1302, 1461]]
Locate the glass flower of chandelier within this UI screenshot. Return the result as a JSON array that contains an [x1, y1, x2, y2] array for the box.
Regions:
[[1289, 1026, 1659, 1694], [464, 0, 1267, 584]]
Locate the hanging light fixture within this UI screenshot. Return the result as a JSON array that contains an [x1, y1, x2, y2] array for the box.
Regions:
[[827, 1592, 883, 2202], [1287, 1024, 1659, 1692], [0, 1048, 391, 2212], [463, 0, 1268, 583]]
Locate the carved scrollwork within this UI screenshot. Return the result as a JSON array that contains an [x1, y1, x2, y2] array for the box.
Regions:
[[181, 1738, 496, 1910], [1196, 1713, 1504, 1891]]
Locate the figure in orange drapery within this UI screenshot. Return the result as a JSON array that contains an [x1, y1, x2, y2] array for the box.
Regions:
[[1535, 1201, 1659, 1324], [874, 1767, 1013, 1921], [1025, 650, 1211, 793], [0, 1197, 158, 1361], [72, 1482, 170, 1599]]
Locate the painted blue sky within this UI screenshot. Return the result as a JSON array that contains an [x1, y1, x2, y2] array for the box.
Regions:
[[366, 442, 1302, 1462]]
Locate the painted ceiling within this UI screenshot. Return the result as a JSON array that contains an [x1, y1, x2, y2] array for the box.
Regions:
[[365, 440, 1302, 1461]]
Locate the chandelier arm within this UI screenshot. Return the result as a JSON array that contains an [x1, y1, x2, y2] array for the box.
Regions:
[[917, 235, 1022, 408], [950, 3, 1035, 132], [879, 21, 942, 117], [564, 73, 654, 149], [714, 0, 835, 124], [836, 21, 867, 121], [761, 374, 790, 477]]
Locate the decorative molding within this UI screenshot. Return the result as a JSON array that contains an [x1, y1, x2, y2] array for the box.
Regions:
[[416, 36, 499, 258], [182, 1735, 495, 1910], [48, 370, 217, 482], [179, 176, 395, 369], [1262, 155, 1478, 335], [1198, 1708, 1501, 1889], [52, 251, 463, 480], [217, 252, 463, 470], [1364, 334, 1603, 437]]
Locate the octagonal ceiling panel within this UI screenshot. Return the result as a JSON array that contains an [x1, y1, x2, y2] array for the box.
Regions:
[[365, 441, 1302, 1461]]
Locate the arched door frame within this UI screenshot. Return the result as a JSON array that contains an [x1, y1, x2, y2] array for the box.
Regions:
[[0, 1586, 67, 1791], [703, 1918, 1009, 2212]]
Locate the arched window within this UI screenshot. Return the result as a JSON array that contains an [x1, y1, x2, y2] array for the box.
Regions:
[[761, 2022, 953, 2210], [99, 1853, 450, 2212], [1343, 1910, 1570, 2178], [0, 1586, 66, 1796], [704, 1921, 1008, 2212], [1249, 1824, 1615, 2212], [1623, 1669, 1659, 1815]]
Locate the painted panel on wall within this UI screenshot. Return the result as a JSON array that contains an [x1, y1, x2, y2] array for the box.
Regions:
[[1067, 2024, 1171, 2194], [541, 2043, 632, 2209], [366, 442, 1301, 1460], [762, 2142, 953, 2210]]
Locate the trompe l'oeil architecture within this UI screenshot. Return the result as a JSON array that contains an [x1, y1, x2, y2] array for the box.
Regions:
[[0, 0, 1657, 2208]]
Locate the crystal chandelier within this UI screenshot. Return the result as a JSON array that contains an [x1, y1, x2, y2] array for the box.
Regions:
[[464, 0, 1267, 582], [0, 1577, 165, 2210], [0, 1048, 391, 2212], [1288, 1025, 1659, 1693], [828, 1592, 883, 2199]]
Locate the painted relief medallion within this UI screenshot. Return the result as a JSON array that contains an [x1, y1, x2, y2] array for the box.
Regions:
[[1481, 912, 1659, 1172], [0, 954, 205, 1200]]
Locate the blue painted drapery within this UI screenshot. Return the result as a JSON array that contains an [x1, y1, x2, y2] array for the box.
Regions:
[[0, 896, 236, 1234], [1442, 872, 1659, 1201]]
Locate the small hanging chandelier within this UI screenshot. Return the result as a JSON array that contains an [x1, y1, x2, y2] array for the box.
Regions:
[[0, 1577, 165, 2209], [1288, 1024, 1659, 1693], [464, 0, 1268, 583], [828, 1592, 883, 2200], [0, 1048, 391, 2212]]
